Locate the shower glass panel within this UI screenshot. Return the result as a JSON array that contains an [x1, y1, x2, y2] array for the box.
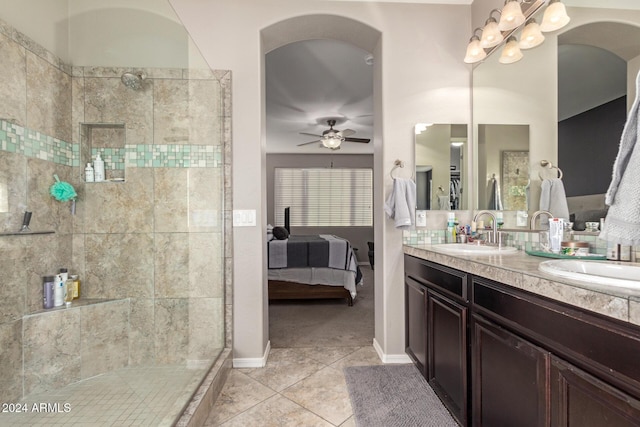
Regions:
[[0, 1, 228, 425]]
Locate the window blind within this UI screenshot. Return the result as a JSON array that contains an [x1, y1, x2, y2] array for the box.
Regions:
[[274, 168, 373, 227]]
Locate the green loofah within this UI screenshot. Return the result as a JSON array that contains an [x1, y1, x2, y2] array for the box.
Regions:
[[50, 174, 77, 202]]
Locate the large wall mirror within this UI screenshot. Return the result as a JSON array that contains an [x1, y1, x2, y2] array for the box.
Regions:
[[472, 2, 640, 223], [414, 123, 468, 210]]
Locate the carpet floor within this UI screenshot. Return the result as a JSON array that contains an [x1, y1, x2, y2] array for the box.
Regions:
[[268, 265, 374, 348], [344, 364, 458, 427]]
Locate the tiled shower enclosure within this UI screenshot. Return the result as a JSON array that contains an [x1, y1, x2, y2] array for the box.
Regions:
[[0, 9, 230, 425]]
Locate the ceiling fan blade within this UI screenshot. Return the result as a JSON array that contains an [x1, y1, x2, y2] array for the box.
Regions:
[[341, 129, 356, 137], [297, 139, 321, 146], [299, 132, 322, 138], [344, 137, 370, 143]]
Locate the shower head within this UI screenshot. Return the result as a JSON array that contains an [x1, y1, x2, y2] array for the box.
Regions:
[[121, 72, 146, 90]]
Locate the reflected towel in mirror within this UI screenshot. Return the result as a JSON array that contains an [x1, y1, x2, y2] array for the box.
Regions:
[[539, 178, 569, 224]]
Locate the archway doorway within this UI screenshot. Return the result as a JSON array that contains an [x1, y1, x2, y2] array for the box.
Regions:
[[261, 15, 382, 348]]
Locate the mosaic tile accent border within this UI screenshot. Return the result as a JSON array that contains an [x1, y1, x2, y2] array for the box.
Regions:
[[125, 144, 222, 168], [0, 120, 222, 169], [403, 228, 639, 256], [0, 120, 75, 166]]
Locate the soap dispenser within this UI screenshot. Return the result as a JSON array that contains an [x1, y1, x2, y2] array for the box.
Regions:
[[93, 152, 105, 182]]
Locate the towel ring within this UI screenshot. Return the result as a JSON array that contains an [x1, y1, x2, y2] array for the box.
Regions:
[[538, 160, 563, 180], [390, 159, 414, 179]]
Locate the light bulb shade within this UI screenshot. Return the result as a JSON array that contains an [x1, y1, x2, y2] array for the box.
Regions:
[[321, 135, 343, 149], [540, 0, 570, 32], [519, 19, 545, 49], [498, 0, 526, 31], [464, 36, 487, 64], [480, 18, 504, 48], [499, 36, 523, 64]]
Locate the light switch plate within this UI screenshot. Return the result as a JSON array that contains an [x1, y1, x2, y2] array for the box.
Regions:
[[233, 209, 256, 227]]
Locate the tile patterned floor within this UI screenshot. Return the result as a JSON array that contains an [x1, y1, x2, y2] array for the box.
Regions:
[[204, 346, 384, 426], [0, 365, 207, 426]]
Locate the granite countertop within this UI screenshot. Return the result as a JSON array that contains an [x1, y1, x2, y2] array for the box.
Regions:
[[404, 244, 640, 328]]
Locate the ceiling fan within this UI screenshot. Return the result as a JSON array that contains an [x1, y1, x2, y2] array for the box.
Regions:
[[297, 119, 371, 150]]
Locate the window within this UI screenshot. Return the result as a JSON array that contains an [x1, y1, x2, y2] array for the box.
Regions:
[[274, 168, 373, 227]]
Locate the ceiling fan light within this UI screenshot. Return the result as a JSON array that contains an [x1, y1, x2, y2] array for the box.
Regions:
[[519, 18, 545, 49], [321, 135, 343, 150], [480, 17, 504, 48], [499, 36, 523, 64], [498, 0, 525, 32], [540, 0, 570, 32], [464, 36, 487, 64]]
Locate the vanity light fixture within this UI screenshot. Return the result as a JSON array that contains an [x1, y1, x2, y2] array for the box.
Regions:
[[540, 0, 571, 32], [498, 0, 526, 31], [499, 36, 524, 64], [464, 0, 570, 65], [464, 28, 487, 64], [480, 12, 504, 48], [519, 18, 545, 49]]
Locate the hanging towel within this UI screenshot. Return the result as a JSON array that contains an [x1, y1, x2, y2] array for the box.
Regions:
[[384, 178, 416, 229], [438, 195, 450, 210], [601, 70, 640, 245], [487, 176, 503, 210], [539, 178, 569, 224], [606, 70, 640, 205]]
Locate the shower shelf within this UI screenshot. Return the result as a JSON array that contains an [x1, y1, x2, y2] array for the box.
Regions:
[[0, 230, 55, 236]]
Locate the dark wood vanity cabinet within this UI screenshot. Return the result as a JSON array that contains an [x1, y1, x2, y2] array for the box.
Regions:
[[405, 254, 640, 427], [405, 276, 427, 375], [472, 315, 549, 427], [405, 255, 469, 426]]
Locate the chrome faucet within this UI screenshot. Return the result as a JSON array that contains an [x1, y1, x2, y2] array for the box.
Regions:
[[473, 210, 497, 244], [530, 210, 554, 230]]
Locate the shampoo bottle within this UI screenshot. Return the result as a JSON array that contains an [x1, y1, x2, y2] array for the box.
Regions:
[[85, 163, 94, 182], [446, 212, 457, 243], [93, 152, 105, 182]]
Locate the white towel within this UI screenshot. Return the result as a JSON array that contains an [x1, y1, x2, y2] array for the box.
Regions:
[[438, 195, 450, 210], [384, 178, 416, 229], [606, 70, 640, 205], [600, 71, 640, 245], [539, 178, 570, 223]]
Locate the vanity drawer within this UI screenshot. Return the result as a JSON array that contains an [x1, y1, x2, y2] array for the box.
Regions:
[[405, 255, 469, 302]]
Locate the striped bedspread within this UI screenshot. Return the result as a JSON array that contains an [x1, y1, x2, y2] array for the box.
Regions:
[[268, 234, 362, 284]]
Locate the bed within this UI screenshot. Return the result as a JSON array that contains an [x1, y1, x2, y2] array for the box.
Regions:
[[267, 234, 363, 306]]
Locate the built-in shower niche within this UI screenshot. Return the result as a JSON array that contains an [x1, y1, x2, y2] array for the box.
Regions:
[[80, 122, 126, 182]]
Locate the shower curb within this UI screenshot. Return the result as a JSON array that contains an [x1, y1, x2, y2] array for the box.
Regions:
[[175, 348, 233, 427]]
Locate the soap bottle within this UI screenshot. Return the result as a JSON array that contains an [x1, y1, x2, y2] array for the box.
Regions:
[[53, 274, 65, 307], [93, 152, 105, 182], [85, 162, 95, 182], [70, 274, 80, 299], [446, 212, 457, 243]]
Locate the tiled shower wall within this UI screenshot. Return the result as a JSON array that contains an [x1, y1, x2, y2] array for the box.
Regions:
[[0, 20, 231, 402]]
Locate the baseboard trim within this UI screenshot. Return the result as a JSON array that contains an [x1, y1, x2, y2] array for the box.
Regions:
[[232, 340, 271, 368], [373, 338, 412, 364]]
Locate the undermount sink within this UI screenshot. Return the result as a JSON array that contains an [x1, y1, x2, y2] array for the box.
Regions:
[[432, 243, 518, 255], [539, 259, 640, 289]]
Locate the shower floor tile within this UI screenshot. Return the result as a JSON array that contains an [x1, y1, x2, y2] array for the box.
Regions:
[[0, 365, 207, 426]]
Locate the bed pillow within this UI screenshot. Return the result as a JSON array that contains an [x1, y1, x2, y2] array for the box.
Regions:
[[273, 226, 289, 240], [267, 224, 274, 241]]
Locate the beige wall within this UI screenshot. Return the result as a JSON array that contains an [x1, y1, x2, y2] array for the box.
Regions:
[[170, 0, 472, 364]]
